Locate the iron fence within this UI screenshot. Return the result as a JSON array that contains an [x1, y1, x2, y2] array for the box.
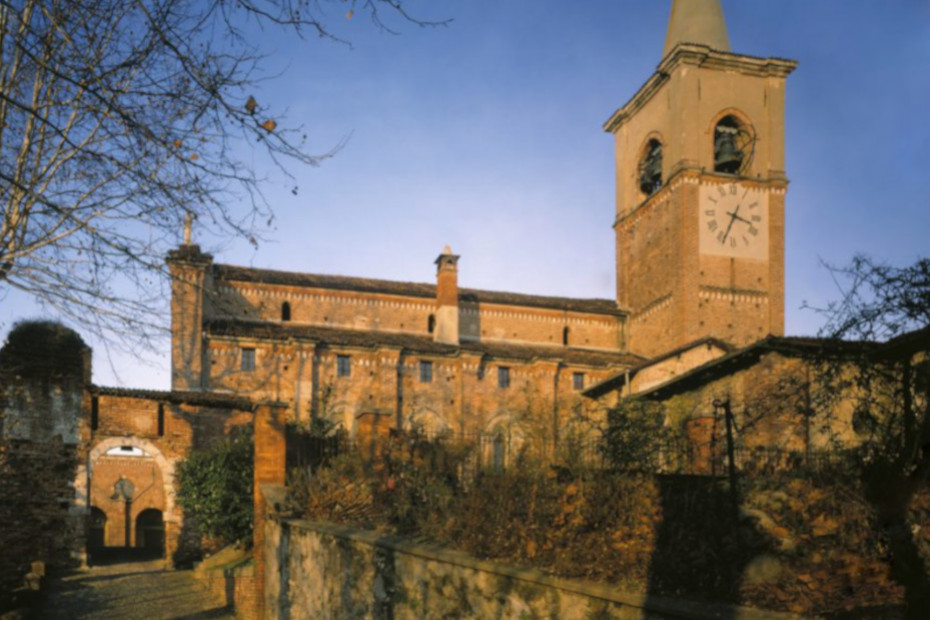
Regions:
[[285, 424, 855, 481], [285, 426, 347, 472]]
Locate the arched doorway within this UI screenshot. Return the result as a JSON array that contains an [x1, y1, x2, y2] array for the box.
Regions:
[[83, 436, 175, 562], [135, 509, 165, 558], [88, 507, 107, 551]]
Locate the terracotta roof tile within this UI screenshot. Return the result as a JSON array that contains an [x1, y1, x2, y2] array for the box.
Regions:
[[584, 334, 881, 400], [89, 385, 253, 410]]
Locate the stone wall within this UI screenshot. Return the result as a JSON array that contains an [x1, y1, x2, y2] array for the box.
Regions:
[[261, 515, 801, 620], [0, 439, 80, 611]]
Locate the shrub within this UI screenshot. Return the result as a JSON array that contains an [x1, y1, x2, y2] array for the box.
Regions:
[[287, 431, 924, 616], [175, 427, 254, 547], [0, 320, 86, 381]]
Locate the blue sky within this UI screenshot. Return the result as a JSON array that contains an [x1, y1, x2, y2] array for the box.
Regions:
[[2, 1, 929, 388]]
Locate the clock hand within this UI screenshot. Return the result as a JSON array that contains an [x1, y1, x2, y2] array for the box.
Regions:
[[721, 209, 738, 243], [726, 209, 752, 225]]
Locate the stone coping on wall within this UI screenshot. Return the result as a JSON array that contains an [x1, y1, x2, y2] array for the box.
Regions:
[[278, 518, 804, 620]]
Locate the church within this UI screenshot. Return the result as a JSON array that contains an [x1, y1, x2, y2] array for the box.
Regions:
[[166, 0, 795, 441], [1, 0, 845, 566]]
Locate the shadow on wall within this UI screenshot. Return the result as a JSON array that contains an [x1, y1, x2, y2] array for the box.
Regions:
[[645, 475, 765, 617]]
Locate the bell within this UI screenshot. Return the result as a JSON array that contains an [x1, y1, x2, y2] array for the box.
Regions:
[[714, 130, 743, 174], [644, 154, 662, 180], [639, 145, 663, 195]]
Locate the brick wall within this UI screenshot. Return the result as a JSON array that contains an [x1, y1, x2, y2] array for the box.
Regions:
[[168, 246, 212, 391], [206, 339, 615, 439], [213, 281, 626, 353], [252, 404, 286, 620], [648, 351, 859, 452], [197, 560, 259, 620], [90, 455, 165, 547], [87, 391, 253, 564]]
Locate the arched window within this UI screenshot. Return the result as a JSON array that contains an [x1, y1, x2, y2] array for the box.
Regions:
[[562, 326, 570, 346], [638, 138, 663, 196], [492, 433, 506, 472], [427, 314, 436, 334], [713, 115, 752, 175], [281, 301, 291, 322]]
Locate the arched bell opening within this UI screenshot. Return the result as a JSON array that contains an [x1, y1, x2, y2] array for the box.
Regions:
[[713, 114, 754, 175], [638, 138, 663, 197]]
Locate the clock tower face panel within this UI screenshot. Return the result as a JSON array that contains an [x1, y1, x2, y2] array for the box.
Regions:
[[699, 182, 769, 260]]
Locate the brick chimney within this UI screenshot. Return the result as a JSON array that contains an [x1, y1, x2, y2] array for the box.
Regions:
[[434, 246, 460, 345]]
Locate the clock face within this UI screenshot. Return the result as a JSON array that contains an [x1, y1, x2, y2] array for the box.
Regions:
[[699, 183, 769, 259]]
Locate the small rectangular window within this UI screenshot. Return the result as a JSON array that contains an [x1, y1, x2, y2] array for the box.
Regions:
[[241, 347, 255, 371], [157, 403, 165, 437], [419, 361, 433, 383], [572, 372, 585, 391], [337, 354, 351, 378], [91, 396, 99, 431], [498, 366, 510, 389]]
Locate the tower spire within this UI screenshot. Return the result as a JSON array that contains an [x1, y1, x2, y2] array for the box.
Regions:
[[663, 0, 731, 58]]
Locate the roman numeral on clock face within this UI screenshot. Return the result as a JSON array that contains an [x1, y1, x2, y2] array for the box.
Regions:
[[700, 184, 767, 257]]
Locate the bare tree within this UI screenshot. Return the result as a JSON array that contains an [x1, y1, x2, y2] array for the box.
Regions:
[[816, 255, 930, 617], [0, 0, 442, 350]]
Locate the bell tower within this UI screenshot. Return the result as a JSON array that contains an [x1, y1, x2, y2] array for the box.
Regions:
[[605, 0, 797, 358]]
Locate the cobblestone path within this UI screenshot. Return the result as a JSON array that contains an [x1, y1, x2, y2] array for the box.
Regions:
[[36, 559, 237, 619]]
